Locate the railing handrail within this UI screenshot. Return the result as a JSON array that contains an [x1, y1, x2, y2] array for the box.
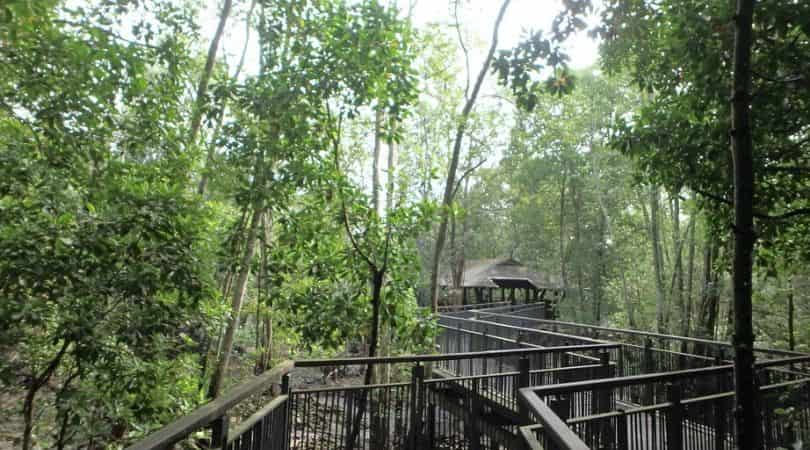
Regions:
[[290, 381, 410, 393], [226, 394, 288, 445], [293, 343, 621, 367], [521, 376, 810, 450], [126, 360, 294, 450], [441, 315, 609, 345], [519, 387, 590, 450], [524, 355, 810, 397], [559, 376, 810, 425], [427, 362, 612, 384], [477, 313, 804, 357], [437, 301, 512, 312], [437, 323, 538, 346], [466, 302, 547, 315]]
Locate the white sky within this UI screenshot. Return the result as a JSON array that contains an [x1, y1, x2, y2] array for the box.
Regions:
[[205, 0, 601, 78], [199, 0, 603, 200]]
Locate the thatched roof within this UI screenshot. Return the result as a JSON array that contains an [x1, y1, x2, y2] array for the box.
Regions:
[[440, 258, 560, 289]]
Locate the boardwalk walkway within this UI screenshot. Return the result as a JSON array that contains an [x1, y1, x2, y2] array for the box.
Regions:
[[127, 302, 810, 450]]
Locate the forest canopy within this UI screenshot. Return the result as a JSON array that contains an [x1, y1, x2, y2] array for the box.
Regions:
[[0, 0, 808, 448]]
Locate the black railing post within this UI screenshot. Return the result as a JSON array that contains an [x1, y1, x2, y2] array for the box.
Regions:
[[643, 339, 654, 404], [594, 352, 612, 415], [517, 356, 531, 425], [549, 396, 571, 447], [469, 378, 483, 450], [666, 383, 683, 450], [714, 394, 726, 450], [210, 415, 229, 450], [482, 329, 489, 391], [617, 409, 629, 450], [344, 390, 355, 450], [409, 364, 425, 450], [281, 374, 290, 450]]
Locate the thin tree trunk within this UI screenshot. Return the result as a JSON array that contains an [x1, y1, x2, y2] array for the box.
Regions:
[[386, 133, 396, 211], [559, 165, 568, 293], [346, 269, 385, 450], [198, 0, 257, 196], [188, 0, 234, 147], [695, 240, 721, 356], [22, 341, 70, 450], [262, 212, 274, 369], [621, 268, 636, 328], [683, 214, 696, 337], [591, 211, 606, 323], [572, 181, 586, 320], [650, 186, 667, 333], [671, 195, 684, 332], [730, 1, 760, 447], [208, 207, 263, 398], [429, 0, 512, 312], [787, 276, 795, 351], [372, 109, 383, 215]]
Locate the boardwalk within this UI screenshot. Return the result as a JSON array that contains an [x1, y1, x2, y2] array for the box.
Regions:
[[127, 302, 810, 450]]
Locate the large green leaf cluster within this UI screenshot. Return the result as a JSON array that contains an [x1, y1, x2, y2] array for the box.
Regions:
[[0, 1, 219, 446]]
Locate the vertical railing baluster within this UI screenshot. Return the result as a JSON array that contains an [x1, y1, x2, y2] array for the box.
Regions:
[[408, 364, 424, 450], [666, 382, 683, 450], [211, 414, 229, 450], [517, 356, 531, 425]]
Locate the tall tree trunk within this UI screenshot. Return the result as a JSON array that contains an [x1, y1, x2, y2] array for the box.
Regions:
[[650, 186, 667, 333], [255, 211, 273, 374], [428, 0, 512, 312], [386, 134, 397, 211], [346, 269, 385, 450], [372, 109, 383, 215], [697, 241, 721, 339], [682, 214, 697, 337], [787, 276, 795, 351], [22, 341, 70, 450], [188, 0, 234, 147], [730, 1, 760, 447], [670, 195, 684, 331], [197, 0, 256, 196], [559, 164, 568, 296], [572, 180, 586, 320], [591, 211, 606, 323], [208, 207, 263, 398]]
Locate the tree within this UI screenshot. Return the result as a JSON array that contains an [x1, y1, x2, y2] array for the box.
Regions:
[[428, 0, 512, 312], [0, 2, 217, 447], [729, 0, 760, 447]]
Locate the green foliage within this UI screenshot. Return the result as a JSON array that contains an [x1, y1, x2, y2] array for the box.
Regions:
[[491, 0, 591, 110], [599, 0, 810, 260]]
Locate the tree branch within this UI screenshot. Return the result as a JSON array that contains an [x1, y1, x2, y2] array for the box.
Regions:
[[453, 0, 471, 101], [452, 158, 487, 199]]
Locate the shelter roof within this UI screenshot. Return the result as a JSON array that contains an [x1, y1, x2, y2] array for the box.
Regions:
[[440, 258, 559, 289]]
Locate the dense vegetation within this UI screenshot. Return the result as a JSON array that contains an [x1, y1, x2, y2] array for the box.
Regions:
[[0, 0, 807, 448]]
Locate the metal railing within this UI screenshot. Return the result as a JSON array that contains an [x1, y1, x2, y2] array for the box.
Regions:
[[125, 306, 810, 450], [126, 361, 294, 450], [519, 355, 810, 450], [481, 310, 804, 360]]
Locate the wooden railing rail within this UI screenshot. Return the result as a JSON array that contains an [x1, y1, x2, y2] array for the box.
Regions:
[[126, 360, 293, 450], [292, 343, 620, 367], [530, 377, 810, 450], [440, 315, 608, 345], [437, 301, 511, 312], [523, 354, 810, 398], [519, 388, 590, 450], [481, 313, 805, 358]]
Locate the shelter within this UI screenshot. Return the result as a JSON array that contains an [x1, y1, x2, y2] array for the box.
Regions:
[[439, 258, 564, 307]]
